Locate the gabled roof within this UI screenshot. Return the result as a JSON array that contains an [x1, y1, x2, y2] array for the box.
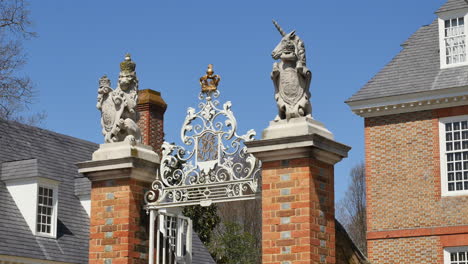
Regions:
[[0, 119, 98, 264], [436, 0, 468, 13], [347, 0, 468, 104]]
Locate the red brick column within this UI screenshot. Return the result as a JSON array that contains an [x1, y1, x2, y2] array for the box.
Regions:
[[77, 143, 159, 264], [247, 134, 350, 264], [89, 178, 149, 264], [137, 89, 167, 155], [262, 158, 335, 263]]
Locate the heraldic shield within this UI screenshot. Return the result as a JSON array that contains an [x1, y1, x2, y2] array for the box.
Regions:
[[278, 68, 305, 106]]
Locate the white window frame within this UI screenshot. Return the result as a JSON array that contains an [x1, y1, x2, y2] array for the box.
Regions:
[[444, 246, 468, 264], [35, 180, 58, 238], [439, 115, 468, 197], [438, 9, 468, 69]]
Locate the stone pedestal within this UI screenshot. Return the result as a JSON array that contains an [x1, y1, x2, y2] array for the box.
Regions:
[[77, 142, 159, 264], [246, 119, 350, 264]]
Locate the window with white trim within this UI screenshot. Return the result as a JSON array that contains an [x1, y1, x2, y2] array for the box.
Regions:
[[34, 183, 57, 238], [438, 10, 468, 68], [36, 186, 54, 235], [445, 247, 468, 264], [440, 116, 468, 196], [444, 17, 466, 65]]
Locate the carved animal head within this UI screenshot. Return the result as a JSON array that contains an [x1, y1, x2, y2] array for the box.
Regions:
[[271, 20, 306, 64], [118, 73, 138, 92], [118, 54, 139, 92]]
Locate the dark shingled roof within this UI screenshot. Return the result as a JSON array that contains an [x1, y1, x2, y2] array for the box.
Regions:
[[1, 159, 39, 181], [347, 0, 468, 103], [436, 0, 468, 13], [0, 119, 215, 263], [0, 119, 98, 264]]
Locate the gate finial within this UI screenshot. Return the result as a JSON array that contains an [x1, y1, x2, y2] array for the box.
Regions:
[[200, 64, 221, 92]]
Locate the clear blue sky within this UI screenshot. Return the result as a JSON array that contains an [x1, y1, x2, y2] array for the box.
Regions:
[[23, 0, 446, 202]]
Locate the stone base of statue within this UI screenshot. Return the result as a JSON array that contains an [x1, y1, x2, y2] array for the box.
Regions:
[[77, 141, 159, 182], [262, 116, 333, 140]]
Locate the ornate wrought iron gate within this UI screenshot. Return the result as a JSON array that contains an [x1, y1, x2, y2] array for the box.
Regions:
[[145, 65, 261, 263]]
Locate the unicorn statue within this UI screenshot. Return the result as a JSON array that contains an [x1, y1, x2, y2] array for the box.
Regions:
[[271, 20, 312, 120]]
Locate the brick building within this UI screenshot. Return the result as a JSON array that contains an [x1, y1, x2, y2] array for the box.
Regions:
[[347, 0, 468, 263]]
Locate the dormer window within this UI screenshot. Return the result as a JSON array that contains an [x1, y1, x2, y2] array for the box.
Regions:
[[37, 186, 56, 235], [438, 11, 468, 68], [444, 17, 466, 65], [1, 158, 59, 238]]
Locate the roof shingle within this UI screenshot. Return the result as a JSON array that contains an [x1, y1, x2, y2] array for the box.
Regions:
[[348, 0, 468, 103]]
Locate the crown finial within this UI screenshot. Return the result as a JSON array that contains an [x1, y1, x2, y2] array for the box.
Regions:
[[120, 53, 136, 74], [200, 64, 220, 92]]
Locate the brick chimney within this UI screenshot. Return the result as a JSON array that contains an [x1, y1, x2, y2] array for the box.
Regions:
[[137, 89, 167, 155]]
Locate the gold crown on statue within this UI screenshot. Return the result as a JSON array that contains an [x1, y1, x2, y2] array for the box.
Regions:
[[200, 64, 220, 92], [120, 53, 136, 73]]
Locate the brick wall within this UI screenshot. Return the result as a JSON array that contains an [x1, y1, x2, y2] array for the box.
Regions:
[[89, 178, 149, 264], [261, 158, 336, 264], [368, 236, 442, 263], [365, 105, 468, 263], [137, 89, 167, 155]]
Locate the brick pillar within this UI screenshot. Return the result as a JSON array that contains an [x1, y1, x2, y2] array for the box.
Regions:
[[77, 143, 159, 264], [137, 89, 167, 155], [247, 127, 350, 264]]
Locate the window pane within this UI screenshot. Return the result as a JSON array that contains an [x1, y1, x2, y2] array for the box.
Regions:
[[449, 173, 454, 181]]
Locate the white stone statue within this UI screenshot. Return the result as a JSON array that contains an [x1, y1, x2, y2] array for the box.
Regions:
[[97, 54, 141, 144], [271, 20, 312, 120]]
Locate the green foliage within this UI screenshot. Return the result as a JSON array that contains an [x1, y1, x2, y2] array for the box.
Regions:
[[182, 204, 220, 244], [208, 222, 259, 264]]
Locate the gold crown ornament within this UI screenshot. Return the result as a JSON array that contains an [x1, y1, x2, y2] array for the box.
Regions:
[[120, 53, 136, 74], [200, 64, 220, 92]]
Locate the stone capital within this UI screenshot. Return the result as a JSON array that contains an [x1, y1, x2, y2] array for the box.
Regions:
[[76, 142, 159, 183], [246, 133, 350, 165]]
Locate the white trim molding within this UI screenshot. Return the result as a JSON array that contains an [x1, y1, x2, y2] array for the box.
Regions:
[[347, 86, 468, 117], [439, 115, 468, 197]]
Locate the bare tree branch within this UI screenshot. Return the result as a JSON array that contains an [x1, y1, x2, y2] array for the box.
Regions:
[[0, 0, 43, 125], [337, 162, 367, 256]]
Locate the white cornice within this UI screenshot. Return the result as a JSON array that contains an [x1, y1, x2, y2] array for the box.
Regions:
[[347, 87, 468, 117]]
